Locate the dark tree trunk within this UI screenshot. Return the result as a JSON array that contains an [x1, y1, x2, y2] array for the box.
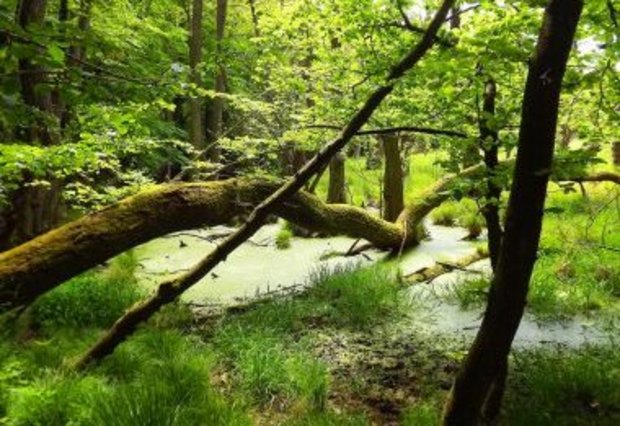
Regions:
[[381, 134, 404, 222], [188, 0, 205, 150], [327, 151, 347, 204], [60, 0, 92, 131], [248, 0, 260, 37], [442, 1, 583, 424], [479, 78, 502, 270], [17, 0, 57, 145], [205, 0, 228, 161], [0, 176, 64, 250], [613, 141, 620, 166]]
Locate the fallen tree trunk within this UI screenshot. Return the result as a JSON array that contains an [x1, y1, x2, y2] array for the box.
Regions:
[[2, 159, 615, 313], [0, 179, 402, 312], [404, 250, 489, 284]]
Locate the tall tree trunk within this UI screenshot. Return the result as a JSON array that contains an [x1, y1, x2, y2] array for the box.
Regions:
[[205, 0, 228, 161], [327, 151, 346, 204], [248, 0, 260, 37], [72, 0, 456, 368], [381, 134, 404, 222], [479, 78, 502, 270], [61, 0, 91, 131], [442, 1, 583, 424], [17, 0, 56, 145], [188, 0, 205, 150]]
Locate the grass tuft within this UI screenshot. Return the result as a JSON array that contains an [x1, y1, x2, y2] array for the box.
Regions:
[[276, 227, 293, 249], [31, 251, 143, 329]]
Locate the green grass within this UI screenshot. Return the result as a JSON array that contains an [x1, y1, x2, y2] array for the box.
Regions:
[[208, 264, 406, 410], [430, 201, 460, 226], [276, 226, 293, 249], [444, 277, 491, 310], [0, 328, 249, 425], [528, 184, 620, 320], [504, 345, 620, 425], [31, 251, 144, 329], [460, 212, 484, 239], [436, 178, 619, 321], [399, 345, 620, 425], [1, 261, 401, 424], [402, 402, 442, 426], [430, 199, 479, 228]]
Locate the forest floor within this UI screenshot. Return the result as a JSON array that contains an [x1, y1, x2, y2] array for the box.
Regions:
[[0, 154, 618, 425]]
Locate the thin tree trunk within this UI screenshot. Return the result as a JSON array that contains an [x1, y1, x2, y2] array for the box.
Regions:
[[381, 134, 404, 222], [327, 151, 347, 204], [188, 0, 205, 150], [248, 0, 260, 37], [205, 0, 228, 161], [73, 0, 456, 368], [479, 78, 502, 270], [442, 1, 583, 424]]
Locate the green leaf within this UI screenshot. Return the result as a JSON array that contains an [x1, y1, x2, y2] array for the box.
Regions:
[[47, 44, 65, 64]]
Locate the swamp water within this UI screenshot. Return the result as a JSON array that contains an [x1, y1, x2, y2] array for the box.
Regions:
[[135, 222, 607, 348]]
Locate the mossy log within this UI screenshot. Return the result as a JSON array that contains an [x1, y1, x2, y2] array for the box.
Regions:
[[1, 163, 618, 313], [0, 179, 407, 311]]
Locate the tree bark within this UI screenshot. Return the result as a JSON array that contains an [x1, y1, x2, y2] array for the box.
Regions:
[[327, 151, 347, 204], [205, 0, 228, 161], [442, 1, 583, 424], [381, 134, 404, 222], [71, 0, 456, 368], [17, 0, 57, 144], [478, 78, 502, 270], [188, 0, 205, 150]]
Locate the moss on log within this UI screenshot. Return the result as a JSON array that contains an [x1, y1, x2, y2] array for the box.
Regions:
[[1, 163, 616, 313], [0, 179, 406, 311]]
